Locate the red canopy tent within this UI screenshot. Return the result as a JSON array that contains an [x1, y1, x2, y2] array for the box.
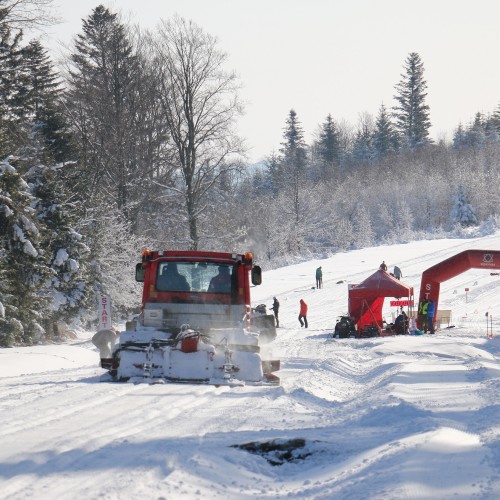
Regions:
[[348, 270, 414, 332]]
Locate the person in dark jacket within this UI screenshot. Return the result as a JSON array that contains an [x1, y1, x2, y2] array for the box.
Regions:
[[394, 309, 408, 334], [208, 266, 231, 293], [298, 299, 308, 328], [157, 263, 190, 292], [427, 299, 436, 334], [315, 266, 323, 288], [270, 296, 280, 328], [393, 265, 402, 280], [379, 261, 387, 271]]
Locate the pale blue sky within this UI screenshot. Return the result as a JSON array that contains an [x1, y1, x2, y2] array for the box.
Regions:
[[46, 0, 500, 162]]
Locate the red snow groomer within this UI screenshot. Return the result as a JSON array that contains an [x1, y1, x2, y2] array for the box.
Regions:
[[96, 250, 279, 385]]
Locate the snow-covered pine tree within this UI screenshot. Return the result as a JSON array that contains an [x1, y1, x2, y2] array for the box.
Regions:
[[279, 110, 309, 253], [452, 124, 466, 150], [464, 113, 486, 150], [0, 159, 50, 345], [316, 114, 342, 179], [484, 115, 499, 142], [265, 152, 284, 193], [281, 109, 308, 177], [393, 52, 432, 150], [449, 184, 478, 228], [65, 5, 152, 227], [351, 113, 374, 165], [28, 161, 92, 331], [492, 102, 500, 134], [0, 17, 25, 156], [6, 34, 92, 336], [372, 103, 398, 158], [22, 39, 74, 162]]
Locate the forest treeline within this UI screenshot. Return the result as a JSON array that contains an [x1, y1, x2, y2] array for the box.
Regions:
[[0, 1, 499, 345]]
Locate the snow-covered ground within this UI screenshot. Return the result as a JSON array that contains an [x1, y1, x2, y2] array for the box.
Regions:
[[1, 234, 500, 499]]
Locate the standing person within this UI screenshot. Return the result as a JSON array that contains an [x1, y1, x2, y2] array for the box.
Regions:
[[298, 299, 308, 328], [427, 299, 435, 334], [418, 298, 429, 333], [315, 266, 323, 289], [270, 296, 280, 328], [379, 260, 387, 271], [393, 265, 402, 280]]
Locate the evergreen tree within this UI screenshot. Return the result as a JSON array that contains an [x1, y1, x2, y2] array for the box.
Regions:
[[463, 113, 486, 150], [280, 109, 308, 229], [372, 103, 398, 158], [258, 110, 311, 254], [0, 159, 50, 345], [280, 109, 308, 178], [316, 114, 341, 177], [66, 5, 154, 226], [29, 162, 91, 328], [351, 113, 374, 165], [264, 152, 283, 192], [0, 16, 25, 155], [492, 102, 500, 133], [484, 115, 499, 142], [452, 123, 466, 150], [393, 52, 431, 149], [22, 39, 73, 162]]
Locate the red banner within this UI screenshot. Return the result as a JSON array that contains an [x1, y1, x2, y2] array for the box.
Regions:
[[390, 300, 414, 307]]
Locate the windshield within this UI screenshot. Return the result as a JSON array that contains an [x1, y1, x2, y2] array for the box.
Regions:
[[156, 262, 234, 293]]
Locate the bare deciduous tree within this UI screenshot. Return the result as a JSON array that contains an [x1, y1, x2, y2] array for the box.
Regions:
[[152, 16, 244, 250], [0, 0, 57, 30]]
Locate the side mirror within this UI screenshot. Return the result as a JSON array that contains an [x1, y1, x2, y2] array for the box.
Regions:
[[251, 265, 262, 286], [135, 263, 145, 282]]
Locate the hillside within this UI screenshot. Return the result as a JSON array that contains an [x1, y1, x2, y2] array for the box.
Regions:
[[1, 233, 499, 499]]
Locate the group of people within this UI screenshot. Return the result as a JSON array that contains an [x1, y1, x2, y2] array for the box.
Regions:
[[379, 261, 403, 280], [269, 260, 441, 335], [269, 296, 309, 329], [418, 297, 436, 334], [272, 266, 317, 328], [380, 261, 436, 334]]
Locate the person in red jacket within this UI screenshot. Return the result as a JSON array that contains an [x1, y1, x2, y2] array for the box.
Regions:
[[298, 299, 308, 328]]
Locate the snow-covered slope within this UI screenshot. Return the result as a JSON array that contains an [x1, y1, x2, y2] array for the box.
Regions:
[[1, 233, 500, 499]]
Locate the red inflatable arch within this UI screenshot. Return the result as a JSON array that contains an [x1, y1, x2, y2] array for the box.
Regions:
[[419, 249, 500, 321]]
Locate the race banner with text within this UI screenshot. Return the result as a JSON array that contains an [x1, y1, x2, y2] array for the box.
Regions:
[[390, 300, 414, 307]]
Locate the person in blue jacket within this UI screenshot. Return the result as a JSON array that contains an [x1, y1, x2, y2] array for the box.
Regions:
[[427, 299, 436, 334]]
